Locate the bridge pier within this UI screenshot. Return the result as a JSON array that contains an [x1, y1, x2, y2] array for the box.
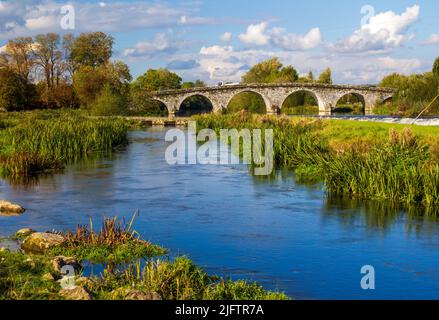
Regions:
[[151, 84, 394, 118]]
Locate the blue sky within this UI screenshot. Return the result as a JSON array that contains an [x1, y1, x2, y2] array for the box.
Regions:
[[1, 0, 439, 84]]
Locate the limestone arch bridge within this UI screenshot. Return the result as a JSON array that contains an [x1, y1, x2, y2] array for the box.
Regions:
[[150, 83, 394, 116]]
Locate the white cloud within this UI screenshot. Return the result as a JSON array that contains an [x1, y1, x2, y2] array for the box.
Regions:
[[239, 22, 269, 46], [423, 34, 439, 45], [220, 32, 232, 42], [123, 33, 183, 59], [238, 21, 322, 51], [180, 44, 425, 84], [270, 27, 323, 50], [0, 0, 214, 38], [200, 45, 233, 55], [332, 5, 420, 53]]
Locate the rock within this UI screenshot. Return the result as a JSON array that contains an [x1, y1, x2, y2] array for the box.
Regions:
[[75, 276, 95, 287], [0, 200, 25, 215], [42, 273, 55, 281], [121, 290, 162, 300], [59, 286, 93, 300], [125, 290, 162, 300], [21, 232, 65, 253], [52, 256, 81, 273], [16, 228, 35, 238]]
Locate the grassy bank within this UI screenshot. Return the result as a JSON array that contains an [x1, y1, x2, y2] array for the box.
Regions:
[[0, 216, 288, 300], [195, 113, 439, 208], [0, 110, 128, 177]]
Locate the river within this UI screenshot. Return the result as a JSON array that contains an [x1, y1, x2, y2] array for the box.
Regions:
[[1, 128, 439, 300]]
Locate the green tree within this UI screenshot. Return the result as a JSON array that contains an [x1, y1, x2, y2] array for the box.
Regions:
[[0, 68, 36, 112], [128, 69, 182, 116], [73, 61, 131, 108], [318, 68, 332, 84], [433, 57, 439, 77], [90, 84, 127, 116], [70, 32, 114, 69], [134, 69, 182, 91], [242, 58, 298, 84], [181, 80, 206, 89]]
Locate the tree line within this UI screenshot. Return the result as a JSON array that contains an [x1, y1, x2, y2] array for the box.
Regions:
[[0, 31, 207, 116], [1, 30, 438, 116]]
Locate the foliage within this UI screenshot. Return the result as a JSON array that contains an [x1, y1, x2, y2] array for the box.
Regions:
[[226, 92, 267, 114], [318, 68, 332, 84], [49, 215, 166, 264], [90, 85, 127, 116], [195, 114, 439, 208], [433, 56, 439, 77], [0, 112, 128, 176], [70, 32, 114, 69], [133, 68, 182, 92], [378, 61, 439, 116], [73, 61, 131, 108], [0, 214, 288, 301], [0, 68, 36, 112], [242, 58, 298, 84]]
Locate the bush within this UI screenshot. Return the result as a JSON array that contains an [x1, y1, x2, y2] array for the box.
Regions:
[[90, 85, 127, 116]]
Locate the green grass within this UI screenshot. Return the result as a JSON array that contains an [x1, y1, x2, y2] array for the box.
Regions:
[[195, 114, 439, 209], [0, 215, 288, 300], [0, 110, 128, 177]]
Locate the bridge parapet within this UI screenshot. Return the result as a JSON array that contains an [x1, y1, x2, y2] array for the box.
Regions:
[[149, 83, 395, 117]]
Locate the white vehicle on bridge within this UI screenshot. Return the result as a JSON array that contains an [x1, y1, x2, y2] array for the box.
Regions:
[[217, 82, 241, 87]]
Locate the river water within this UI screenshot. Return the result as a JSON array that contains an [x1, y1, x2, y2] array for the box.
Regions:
[[1, 128, 439, 300]]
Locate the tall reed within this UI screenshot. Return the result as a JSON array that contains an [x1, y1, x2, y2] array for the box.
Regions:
[[0, 113, 128, 176]]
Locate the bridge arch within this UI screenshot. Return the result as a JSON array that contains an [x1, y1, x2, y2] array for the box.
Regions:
[[334, 91, 366, 115], [225, 90, 270, 114], [280, 89, 322, 115], [176, 93, 214, 116], [148, 98, 170, 116]]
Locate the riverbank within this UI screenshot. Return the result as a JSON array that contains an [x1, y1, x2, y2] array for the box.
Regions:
[[0, 110, 128, 178], [195, 113, 439, 209], [0, 215, 288, 300]]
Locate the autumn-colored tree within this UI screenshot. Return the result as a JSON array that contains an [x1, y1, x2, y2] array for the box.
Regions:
[[33, 33, 62, 89], [0, 37, 34, 81]]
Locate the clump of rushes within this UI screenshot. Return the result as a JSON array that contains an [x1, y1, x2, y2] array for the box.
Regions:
[[49, 213, 167, 264], [93, 257, 289, 300], [195, 114, 439, 209], [0, 112, 128, 177], [1, 213, 288, 300]]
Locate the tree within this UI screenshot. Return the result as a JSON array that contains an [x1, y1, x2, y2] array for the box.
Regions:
[[73, 61, 131, 107], [90, 84, 126, 116], [242, 58, 298, 84], [33, 33, 62, 90], [181, 80, 206, 89], [134, 69, 182, 91], [318, 68, 332, 84], [128, 69, 182, 116], [0, 37, 34, 81], [70, 32, 114, 69], [0, 67, 36, 112], [433, 57, 439, 77]]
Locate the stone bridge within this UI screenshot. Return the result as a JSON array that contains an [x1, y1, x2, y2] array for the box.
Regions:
[[150, 83, 394, 116]]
